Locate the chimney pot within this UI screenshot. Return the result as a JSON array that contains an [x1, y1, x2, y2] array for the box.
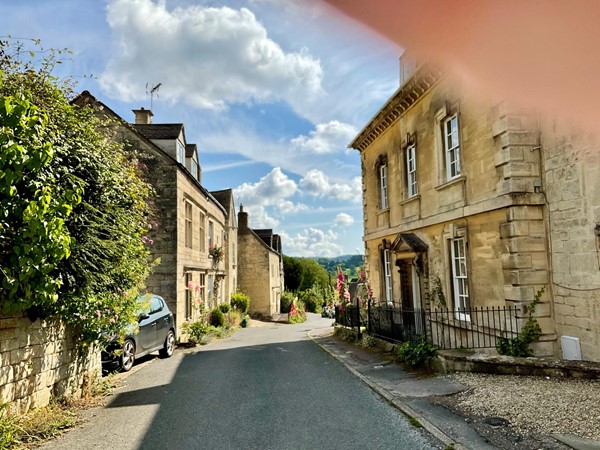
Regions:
[[132, 108, 154, 124]]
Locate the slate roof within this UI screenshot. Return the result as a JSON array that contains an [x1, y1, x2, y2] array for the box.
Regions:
[[185, 143, 197, 158], [211, 189, 233, 211], [132, 123, 184, 140], [254, 229, 282, 254]]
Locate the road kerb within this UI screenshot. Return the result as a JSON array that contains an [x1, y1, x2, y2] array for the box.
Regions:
[[308, 330, 468, 450]]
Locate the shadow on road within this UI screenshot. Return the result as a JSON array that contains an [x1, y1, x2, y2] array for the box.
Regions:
[[105, 337, 436, 450]]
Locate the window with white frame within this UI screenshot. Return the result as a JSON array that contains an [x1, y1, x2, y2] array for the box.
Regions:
[[208, 220, 214, 249], [207, 274, 214, 306], [198, 273, 206, 306], [185, 272, 193, 319], [379, 163, 388, 209], [199, 211, 206, 252], [177, 140, 185, 164], [444, 114, 461, 180], [383, 249, 393, 304], [451, 237, 470, 319], [406, 143, 418, 197], [184, 201, 193, 248]]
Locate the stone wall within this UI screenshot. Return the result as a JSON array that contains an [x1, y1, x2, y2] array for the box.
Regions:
[[0, 313, 100, 413], [541, 122, 600, 361], [238, 233, 273, 317]]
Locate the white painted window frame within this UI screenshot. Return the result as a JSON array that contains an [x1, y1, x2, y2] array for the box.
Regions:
[[185, 272, 193, 320], [379, 163, 389, 210], [444, 114, 461, 180], [207, 274, 214, 307], [383, 249, 393, 304], [451, 237, 470, 321], [406, 144, 418, 197], [177, 140, 185, 165], [199, 211, 206, 252], [208, 220, 214, 249]]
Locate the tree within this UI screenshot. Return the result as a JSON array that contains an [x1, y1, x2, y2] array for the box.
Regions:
[[283, 255, 303, 291], [283, 255, 330, 292], [298, 259, 329, 291], [0, 39, 154, 342]]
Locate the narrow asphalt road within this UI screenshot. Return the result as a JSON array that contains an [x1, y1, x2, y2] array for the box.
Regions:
[[42, 314, 441, 450]]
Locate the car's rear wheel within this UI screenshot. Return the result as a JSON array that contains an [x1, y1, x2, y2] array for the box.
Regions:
[[121, 339, 136, 372], [159, 330, 175, 358]]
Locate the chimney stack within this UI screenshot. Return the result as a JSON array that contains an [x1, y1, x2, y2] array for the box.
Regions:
[[238, 204, 249, 233], [132, 107, 153, 124]]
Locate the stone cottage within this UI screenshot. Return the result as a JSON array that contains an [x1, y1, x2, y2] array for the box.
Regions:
[[351, 53, 600, 361], [237, 206, 283, 318], [74, 92, 237, 338]]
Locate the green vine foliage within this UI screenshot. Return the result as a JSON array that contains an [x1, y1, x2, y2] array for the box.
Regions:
[[0, 86, 81, 312], [496, 287, 544, 357], [0, 38, 155, 343]]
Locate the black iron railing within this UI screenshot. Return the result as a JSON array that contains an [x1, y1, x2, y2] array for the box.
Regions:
[[335, 304, 520, 350]]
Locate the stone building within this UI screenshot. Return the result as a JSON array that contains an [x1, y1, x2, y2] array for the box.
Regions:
[[75, 91, 237, 339], [211, 189, 239, 303], [237, 206, 283, 318], [351, 54, 600, 361]]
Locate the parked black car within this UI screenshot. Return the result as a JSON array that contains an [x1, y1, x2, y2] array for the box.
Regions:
[[102, 294, 176, 372]]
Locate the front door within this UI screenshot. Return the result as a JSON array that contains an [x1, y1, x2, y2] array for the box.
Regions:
[[397, 260, 414, 340]]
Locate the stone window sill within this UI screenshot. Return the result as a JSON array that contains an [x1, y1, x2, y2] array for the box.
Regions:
[[400, 194, 421, 206], [435, 176, 465, 192]]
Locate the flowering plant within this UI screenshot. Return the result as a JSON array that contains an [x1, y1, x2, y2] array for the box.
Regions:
[[356, 267, 372, 307], [288, 302, 307, 324], [336, 266, 351, 308], [209, 245, 224, 264]]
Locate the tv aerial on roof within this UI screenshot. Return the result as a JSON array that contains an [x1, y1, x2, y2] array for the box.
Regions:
[[145, 82, 162, 110]]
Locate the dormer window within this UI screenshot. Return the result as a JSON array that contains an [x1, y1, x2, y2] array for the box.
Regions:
[[191, 161, 198, 179], [177, 140, 185, 164]]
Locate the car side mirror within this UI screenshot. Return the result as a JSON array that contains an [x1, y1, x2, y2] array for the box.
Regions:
[[139, 313, 150, 322]]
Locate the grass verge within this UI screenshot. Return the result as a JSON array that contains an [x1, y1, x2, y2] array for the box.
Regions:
[[0, 373, 118, 449]]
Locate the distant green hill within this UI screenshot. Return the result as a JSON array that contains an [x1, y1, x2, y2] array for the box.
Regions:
[[310, 254, 365, 277]]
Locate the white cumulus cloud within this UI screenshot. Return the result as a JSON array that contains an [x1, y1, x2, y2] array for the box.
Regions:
[[280, 228, 342, 257], [242, 205, 280, 229], [291, 120, 357, 154], [334, 213, 354, 227], [233, 167, 308, 224], [101, 0, 323, 114], [234, 167, 297, 207], [299, 169, 362, 202]]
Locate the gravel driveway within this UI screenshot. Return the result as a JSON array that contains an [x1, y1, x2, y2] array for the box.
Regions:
[[437, 372, 600, 447]]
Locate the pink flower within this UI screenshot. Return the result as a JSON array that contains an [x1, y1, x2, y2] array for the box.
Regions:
[[95, 310, 101, 318]]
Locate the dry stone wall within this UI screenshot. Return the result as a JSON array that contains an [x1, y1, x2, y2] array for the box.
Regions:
[[0, 313, 100, 413]]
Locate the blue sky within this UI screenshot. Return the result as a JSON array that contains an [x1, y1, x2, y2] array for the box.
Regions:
[[0, 0, 401, 257]]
